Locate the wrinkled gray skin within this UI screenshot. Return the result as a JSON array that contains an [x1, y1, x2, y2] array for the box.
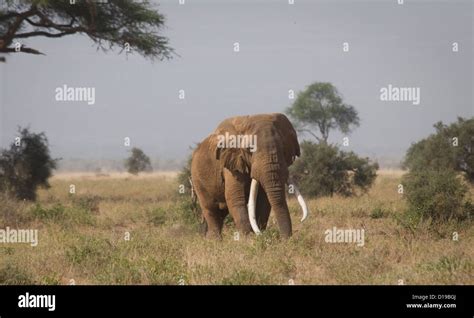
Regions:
[[191, 113, 300, 239]]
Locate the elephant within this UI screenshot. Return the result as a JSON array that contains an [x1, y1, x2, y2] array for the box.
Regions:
[[190, 113, 308, 239]]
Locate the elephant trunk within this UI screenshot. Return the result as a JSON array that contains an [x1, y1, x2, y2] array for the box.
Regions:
[[247, 178, 309, 237], [249, 173, 292, 238], [264, 179, 292, 238]]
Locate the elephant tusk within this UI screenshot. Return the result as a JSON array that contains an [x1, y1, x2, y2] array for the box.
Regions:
[[288, 180, 309, 222], [247, 178, 261, 235]]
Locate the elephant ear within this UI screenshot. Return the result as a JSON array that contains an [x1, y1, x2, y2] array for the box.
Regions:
[[273, 113, 301, 165], [208, 122, 252, 174]]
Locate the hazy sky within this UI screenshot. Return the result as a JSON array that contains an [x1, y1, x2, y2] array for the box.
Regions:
[[0, 0, 472, 164]]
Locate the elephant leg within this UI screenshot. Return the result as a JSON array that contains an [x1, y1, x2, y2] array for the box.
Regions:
[[203, 207, 226, 239], [227, 205, 252, 235], [256, 185, 271, 230], [224, 169, 252, 235]]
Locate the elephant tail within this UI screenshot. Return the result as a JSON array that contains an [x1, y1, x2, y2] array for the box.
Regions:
[[188, 177, 206, 234], [188, 177, 200, 215], [188, 177, 196, 203]]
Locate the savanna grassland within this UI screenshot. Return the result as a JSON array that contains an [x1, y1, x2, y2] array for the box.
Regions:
[[0, 171, 472, 285]]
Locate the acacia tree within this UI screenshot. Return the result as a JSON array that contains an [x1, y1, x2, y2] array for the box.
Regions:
[[286, 82, 360, 143], [286, 82, 378, 197], [125, 147, 152, 175], [0, 0, 173, 60]]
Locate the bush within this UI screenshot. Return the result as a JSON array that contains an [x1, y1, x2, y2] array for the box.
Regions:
[[0, 127, 58, 201], [177, 151, 200, 218], [402, 169, 473, 222], [291, 141, 378, 197], [177, 153, 193, 195], [403, 117, 474, 183], [124, 147, 152, 175]]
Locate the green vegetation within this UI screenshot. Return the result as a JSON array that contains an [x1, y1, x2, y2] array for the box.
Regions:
[[403, 117, 474, 183], [286, 82, 378, 197], [124, 147, 152, 175], [0, 0, 173, 60], [0, 127, 58, 201]]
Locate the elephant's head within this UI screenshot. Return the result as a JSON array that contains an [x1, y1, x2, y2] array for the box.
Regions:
[[209, 113, 308, 238]]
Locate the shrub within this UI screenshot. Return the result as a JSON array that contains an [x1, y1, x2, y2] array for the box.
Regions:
[[174, 199, 203, 231], [402, 169, 473, 222], [291, 141, 378, 197], [177, 153, 193, 195], [177, 150, 200, 219], [0, 127, 58, 201], [403, 117, 474, 183], [124, 147, 152, 175]]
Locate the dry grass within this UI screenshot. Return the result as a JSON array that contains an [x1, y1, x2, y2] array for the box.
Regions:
[[0, 172, 472, 285]]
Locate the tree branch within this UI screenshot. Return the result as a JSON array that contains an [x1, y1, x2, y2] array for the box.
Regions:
[[25, 15, 77, 28], [0, 11, 21, 22], [14, 30, 77, 38], [1, 5, 39, 47], [0, 46, 44, 55], [299, 128, 322, 142]]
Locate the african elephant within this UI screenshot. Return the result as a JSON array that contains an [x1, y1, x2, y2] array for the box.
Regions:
[[191, 113, 308, 239]]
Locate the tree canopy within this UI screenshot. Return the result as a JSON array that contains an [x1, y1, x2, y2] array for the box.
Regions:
[[0, 127, 58, 200], [286, 82, 359, 143], [0, 0, 173, 60], [125, 147, 152, 175]]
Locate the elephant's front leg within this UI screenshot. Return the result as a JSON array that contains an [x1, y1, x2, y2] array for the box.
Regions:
[[202, 207, 227, 239], [223, 169, 252, 235]]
